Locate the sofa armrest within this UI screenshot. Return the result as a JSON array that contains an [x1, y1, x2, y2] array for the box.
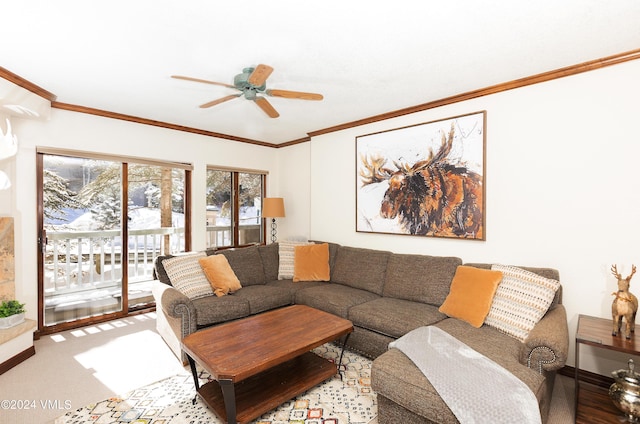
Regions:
[[161, 287, 198, 336], [520, 304, 569, 373]]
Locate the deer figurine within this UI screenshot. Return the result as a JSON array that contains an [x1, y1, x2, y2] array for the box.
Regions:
[[611, 264, 638, 339]]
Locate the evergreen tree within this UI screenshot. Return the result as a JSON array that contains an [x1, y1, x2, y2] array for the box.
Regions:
[[206, 170, 232, 209], [88, 189, 122, 229], [43, 169, 82, 222]]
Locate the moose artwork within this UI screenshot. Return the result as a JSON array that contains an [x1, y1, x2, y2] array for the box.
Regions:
[[356, 111, 486, 239]]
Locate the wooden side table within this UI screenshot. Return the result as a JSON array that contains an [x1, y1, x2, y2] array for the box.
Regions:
[[575, 314, 640, 422]]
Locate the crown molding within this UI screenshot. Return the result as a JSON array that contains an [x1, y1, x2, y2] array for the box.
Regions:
[[51, 102, 278, 148], [275, 136, 311, 148], [0, 67, 56, 102], [308, 48, 640, 138]]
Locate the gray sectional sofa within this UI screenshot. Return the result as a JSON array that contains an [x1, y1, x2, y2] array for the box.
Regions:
[[151, 241, 569, 424]]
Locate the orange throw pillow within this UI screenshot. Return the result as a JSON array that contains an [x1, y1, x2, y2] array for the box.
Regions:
[[198, 255, 242, 297], [439, 266, 503, 327], [293, 243, 331, 282]]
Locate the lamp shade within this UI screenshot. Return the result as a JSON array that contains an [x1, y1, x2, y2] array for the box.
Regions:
[[262, 197, 285, 218]]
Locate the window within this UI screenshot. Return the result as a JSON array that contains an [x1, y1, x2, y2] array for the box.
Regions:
[[206, 167, 266, 249]]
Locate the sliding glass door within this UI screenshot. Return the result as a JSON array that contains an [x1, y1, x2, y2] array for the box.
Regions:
[[38, 150, 190, 332]]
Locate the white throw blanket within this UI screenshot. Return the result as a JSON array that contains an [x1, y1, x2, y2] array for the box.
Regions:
[[389, 326, 542, 424]]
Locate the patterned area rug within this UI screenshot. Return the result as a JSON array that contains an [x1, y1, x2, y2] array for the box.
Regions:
[[55, 344, 377, 424]]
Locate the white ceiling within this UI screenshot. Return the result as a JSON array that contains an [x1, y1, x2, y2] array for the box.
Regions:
[[2, 1, 639, 145]]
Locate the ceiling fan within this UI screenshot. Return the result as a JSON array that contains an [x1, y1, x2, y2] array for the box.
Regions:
[[171, 64, 323, 118]]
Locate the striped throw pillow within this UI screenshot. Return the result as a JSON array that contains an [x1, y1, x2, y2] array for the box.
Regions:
[[485, 264, 560, 341], [162, 252, 213, 300], [278, 240, 313, 279]]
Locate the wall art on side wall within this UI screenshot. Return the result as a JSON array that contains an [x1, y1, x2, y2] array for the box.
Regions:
[[0, 216, 15, 300], [356, 111, 486, 240]]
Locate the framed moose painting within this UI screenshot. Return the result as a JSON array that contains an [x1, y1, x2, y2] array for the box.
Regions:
[[356, 111, 486, 240]]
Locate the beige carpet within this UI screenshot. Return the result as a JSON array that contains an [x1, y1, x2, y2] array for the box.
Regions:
[[549, 374, 575, 424], [1, 312, 575, 423], [0, 313, 185, 424]]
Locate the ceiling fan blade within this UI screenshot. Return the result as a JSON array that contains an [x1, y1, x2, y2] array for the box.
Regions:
[[199, 94, 241, 108], [247, 64, 273, 87], [254, 97, 280, 118], [172, 75, 236, 89], [266, 89, 323, 101]]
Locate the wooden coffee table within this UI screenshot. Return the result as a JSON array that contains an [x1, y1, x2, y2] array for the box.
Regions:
[[181, 305, 353, 424]]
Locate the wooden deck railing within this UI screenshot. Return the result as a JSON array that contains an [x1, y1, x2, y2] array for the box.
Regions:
[[43, 224, 260, 297]]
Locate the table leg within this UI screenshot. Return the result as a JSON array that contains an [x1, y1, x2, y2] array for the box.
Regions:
[[187, 355, 200, 405], [337, 333, 351, 379], [574, 339, 580, 417], [219, 379, 237, 424]]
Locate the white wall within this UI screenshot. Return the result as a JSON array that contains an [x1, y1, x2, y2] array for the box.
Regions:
[[306, 59, 640, 374], [2, 109, 278, 328], [275, 142, 311, 242]]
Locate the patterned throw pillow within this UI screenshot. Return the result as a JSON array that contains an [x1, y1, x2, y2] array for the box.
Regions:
[[162, 252, 213, 300], [278, 240, 313, 279], [485, 264, 560, 341]]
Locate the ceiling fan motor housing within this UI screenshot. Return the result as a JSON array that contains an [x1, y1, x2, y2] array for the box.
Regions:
[[235, 67, 266, 100]]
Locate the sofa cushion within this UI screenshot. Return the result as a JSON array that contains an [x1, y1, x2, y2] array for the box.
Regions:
[[349, 298, 447, 338], [294, 284, 379, 319], [293, 243, 331, 282], [162, 253, 214, 300], [217, 245, 266, 286], [331, 246, 391, 295], [232, 285, 292, 315], [278, 240, 313, 279], [191, 294, 250, 327], [266, 279, 327, 301], [383, 254, 462, 305], [198, 255, 242, 297], [258, 243, 280, 281], [438, 265, 503, 327], [485, 264, 561, 342]]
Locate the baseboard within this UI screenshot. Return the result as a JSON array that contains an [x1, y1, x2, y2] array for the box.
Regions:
[[559, 365, 614, 388], [0, 345, 36, 375]]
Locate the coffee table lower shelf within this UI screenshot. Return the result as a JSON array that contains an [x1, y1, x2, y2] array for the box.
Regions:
[[196, 351, 337, 424]]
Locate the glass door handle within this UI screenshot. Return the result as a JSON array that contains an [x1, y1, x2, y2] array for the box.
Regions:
[[39, 230, 48, 254]]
